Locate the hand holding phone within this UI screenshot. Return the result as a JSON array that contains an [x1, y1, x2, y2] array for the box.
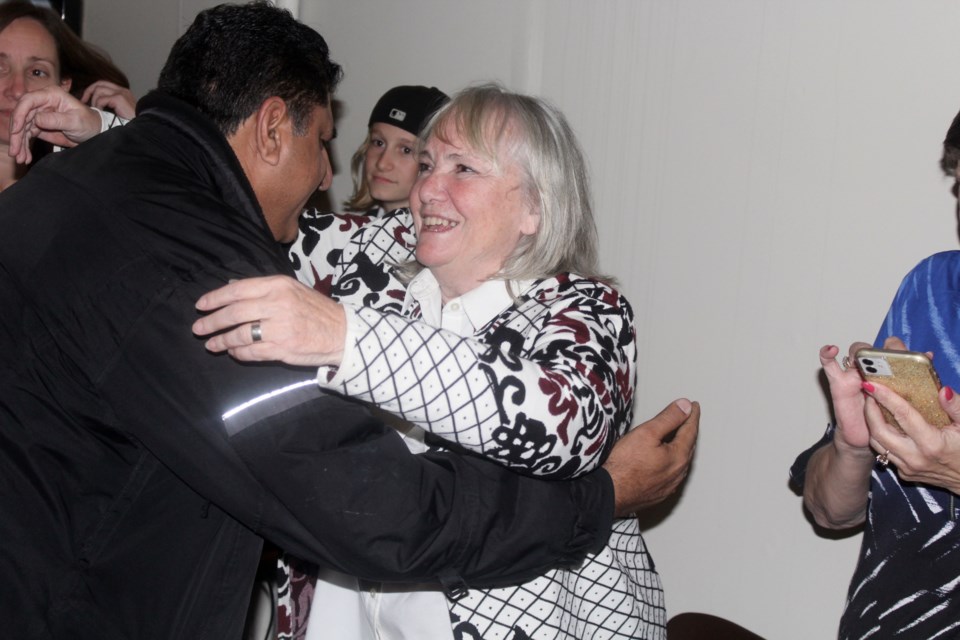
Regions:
[[854, 347, 951, 431]]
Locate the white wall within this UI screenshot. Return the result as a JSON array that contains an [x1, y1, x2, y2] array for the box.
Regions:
[[83, 1, 960, 638], [83, 0, 216, 97]]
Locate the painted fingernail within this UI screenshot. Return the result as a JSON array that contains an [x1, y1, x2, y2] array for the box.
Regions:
[[862, 382, 875, 394], [946, 386, 954, 401]]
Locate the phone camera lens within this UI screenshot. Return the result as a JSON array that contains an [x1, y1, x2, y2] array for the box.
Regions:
[[866, 366, 878, 374]]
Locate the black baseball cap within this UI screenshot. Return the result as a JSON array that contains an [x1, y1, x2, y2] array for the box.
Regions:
[[368, 85, 449, 136]]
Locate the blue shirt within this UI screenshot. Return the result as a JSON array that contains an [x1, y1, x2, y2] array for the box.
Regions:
[[793, 251, 960, 639]]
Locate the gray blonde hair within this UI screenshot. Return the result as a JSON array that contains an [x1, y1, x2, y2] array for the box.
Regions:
[[402, 83, 606, 284]]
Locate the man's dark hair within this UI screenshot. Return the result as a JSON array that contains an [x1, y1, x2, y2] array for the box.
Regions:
[[156, 1, 342, 136]]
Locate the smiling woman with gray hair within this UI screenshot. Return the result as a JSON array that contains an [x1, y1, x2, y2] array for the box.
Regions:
[[195, 83, 697, 640], [404, 83, 600, 282]]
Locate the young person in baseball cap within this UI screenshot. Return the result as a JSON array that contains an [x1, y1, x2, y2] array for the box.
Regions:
[[344, 85, 448, 217]]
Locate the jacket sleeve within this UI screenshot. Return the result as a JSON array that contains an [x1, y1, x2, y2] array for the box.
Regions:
[[95, 261, 613, 588], [321, 277, 636, 479]]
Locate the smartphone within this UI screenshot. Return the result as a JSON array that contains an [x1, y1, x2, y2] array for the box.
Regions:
[[854, 347, 951, 430]]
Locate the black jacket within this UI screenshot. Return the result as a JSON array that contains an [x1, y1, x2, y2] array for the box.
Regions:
[[0, 93, 613, 639]]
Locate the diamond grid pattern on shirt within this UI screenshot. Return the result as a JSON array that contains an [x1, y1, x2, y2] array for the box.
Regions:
[[338, 277, 634, 472], [449, 518, 666, 639], [342, 307, 495, 449]]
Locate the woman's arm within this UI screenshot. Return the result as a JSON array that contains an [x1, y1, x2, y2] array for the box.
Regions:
[[81, 80, 136, 120], [8, 85, 128, 164], [194, 275, 635, 478], [321, 276, 636, 478], [801, 344, 876, 528]]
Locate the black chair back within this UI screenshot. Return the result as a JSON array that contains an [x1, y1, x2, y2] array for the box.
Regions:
[[667, 612, 766, 640]]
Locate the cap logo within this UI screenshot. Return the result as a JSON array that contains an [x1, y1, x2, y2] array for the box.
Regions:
[[388, 108, 407, 122]]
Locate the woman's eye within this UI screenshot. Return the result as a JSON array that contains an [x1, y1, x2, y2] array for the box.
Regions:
[[418, 162, 432, 174], [29, 68, 49, 79], [455, 164, 475, 174], [371, 139, 384, 148], [401, 146, 413, 155]]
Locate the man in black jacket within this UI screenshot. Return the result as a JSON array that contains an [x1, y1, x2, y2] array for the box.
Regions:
[[0, 3, 699, 638]]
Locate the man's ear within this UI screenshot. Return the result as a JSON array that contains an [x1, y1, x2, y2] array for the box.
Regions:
[[254, 96, 290, 167]]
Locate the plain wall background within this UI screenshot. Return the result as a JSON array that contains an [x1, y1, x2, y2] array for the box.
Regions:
[[82, 1, 960, 638]]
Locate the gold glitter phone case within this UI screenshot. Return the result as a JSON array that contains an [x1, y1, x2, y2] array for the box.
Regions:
[[854, 348, 951, 430]]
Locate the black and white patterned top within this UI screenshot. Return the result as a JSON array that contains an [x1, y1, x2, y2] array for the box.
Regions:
[[286, 208, 666, 639]]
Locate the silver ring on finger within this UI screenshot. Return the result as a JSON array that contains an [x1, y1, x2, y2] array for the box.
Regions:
[[842, 355, 852, 370], [251, 321, 263, 343]]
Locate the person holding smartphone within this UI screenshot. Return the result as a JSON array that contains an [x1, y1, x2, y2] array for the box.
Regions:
[[790, 112, 960, 639]]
